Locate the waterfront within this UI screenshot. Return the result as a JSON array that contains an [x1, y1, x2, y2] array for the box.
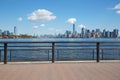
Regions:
[[0, 38, 120, 62]]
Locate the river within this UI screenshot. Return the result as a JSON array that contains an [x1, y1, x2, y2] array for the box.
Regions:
[[0, 38, 120, 61]]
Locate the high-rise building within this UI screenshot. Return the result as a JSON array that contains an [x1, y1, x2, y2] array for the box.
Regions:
[[113, 29, 119, 37], [7, 30, 10, 35], [65, 30, 72, 38], [92, 30, 95, 33], [96, 29, 100, 33], [3, 31, 7, 36], [106, 31, 110, 38], [102, 29, 106, 38], [14, 26, 17, 35], [81, 28, 85, 38], [85, 29, 91, 38], [73, 24, 75, 34]]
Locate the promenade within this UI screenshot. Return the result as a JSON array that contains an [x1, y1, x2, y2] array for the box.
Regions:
[[0, 39, 120, 80], [0, 62, 120, 80]]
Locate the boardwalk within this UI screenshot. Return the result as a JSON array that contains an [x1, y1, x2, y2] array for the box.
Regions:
[[0, 62, 120, 80]]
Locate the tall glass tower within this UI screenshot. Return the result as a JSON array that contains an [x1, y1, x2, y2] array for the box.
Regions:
[[81, 28, 85, 38], [73, 24, 75, 34], [14, 26, 17, 35]]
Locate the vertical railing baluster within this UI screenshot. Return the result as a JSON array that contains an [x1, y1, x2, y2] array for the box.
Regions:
[[48, 50, 49, 61], [96, 42, 100, 62], [10, 50, 12, 61], [93, 49, 94, 60], [57, 50, 59, 61], [4, 43, 7, 64], [52, 42, 55, 63], [102, 49, 104, 60]]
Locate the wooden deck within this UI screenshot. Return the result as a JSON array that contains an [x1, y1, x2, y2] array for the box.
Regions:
[[0, 62, 120, 80]]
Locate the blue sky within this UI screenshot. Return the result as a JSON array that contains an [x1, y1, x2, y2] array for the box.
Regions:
[[0, 0, 120, 35]]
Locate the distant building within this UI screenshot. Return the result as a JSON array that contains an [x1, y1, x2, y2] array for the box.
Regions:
[[10, 32, 14, 35], [65, 30, 72, 38], [92, 30, 95, 33], [110, 32, 113, 37], [113, 29, 119, 38], [14, 26, 17, 35], [73, 24, 75, 34], [96, 29, 100, 33], [85, 29, 91, 38], [106, 31, 110, 38], [81, 28, 85, 38], [102, 29, 106, 38], [2, 30, 10, 36]]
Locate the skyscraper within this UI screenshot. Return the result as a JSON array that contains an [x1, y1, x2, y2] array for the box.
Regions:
[[113, 29, 119, 37], [14, 26, 17, 35], [103, 29, 106, 37], [81, 28, 85, 38], [73, 24, 75, 34], [106, 31, 110, 38], [72, 24, 76, 38]]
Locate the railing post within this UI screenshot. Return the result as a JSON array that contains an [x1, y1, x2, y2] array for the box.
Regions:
[[96, 42, 100, 62], [52, 42, 55, 63], [4, 43, 7, 64]]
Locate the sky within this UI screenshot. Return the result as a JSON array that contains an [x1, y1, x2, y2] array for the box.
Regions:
[[0, 0, 120, 35]]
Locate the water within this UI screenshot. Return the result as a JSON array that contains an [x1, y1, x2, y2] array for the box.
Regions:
[[0, 38, 120, 61]]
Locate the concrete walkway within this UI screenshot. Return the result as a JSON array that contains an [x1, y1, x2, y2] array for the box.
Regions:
[[0, 62, 120, 80]]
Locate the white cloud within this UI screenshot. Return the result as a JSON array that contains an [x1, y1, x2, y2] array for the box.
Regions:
[[33, 26, 39, 29], [40, 24, 45, 27], [17, 17, 23, 21], [111, 3, 120, 15], [116, 10, 120, 14], [78, 24, 86, 29], [28, 9, 56, 22], [114, 3, 120, 9], [67, 18, 76, 24]]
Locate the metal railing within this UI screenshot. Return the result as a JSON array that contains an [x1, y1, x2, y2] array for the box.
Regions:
[[0, 40, 120, 64]]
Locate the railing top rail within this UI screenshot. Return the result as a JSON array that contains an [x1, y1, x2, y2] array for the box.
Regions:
[[0, 38, 120, 43], [0, 41, 120, 43]]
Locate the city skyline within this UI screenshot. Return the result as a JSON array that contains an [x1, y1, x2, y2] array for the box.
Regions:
[[0, 0, 120, 35], [0, 27, 119, 38]]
